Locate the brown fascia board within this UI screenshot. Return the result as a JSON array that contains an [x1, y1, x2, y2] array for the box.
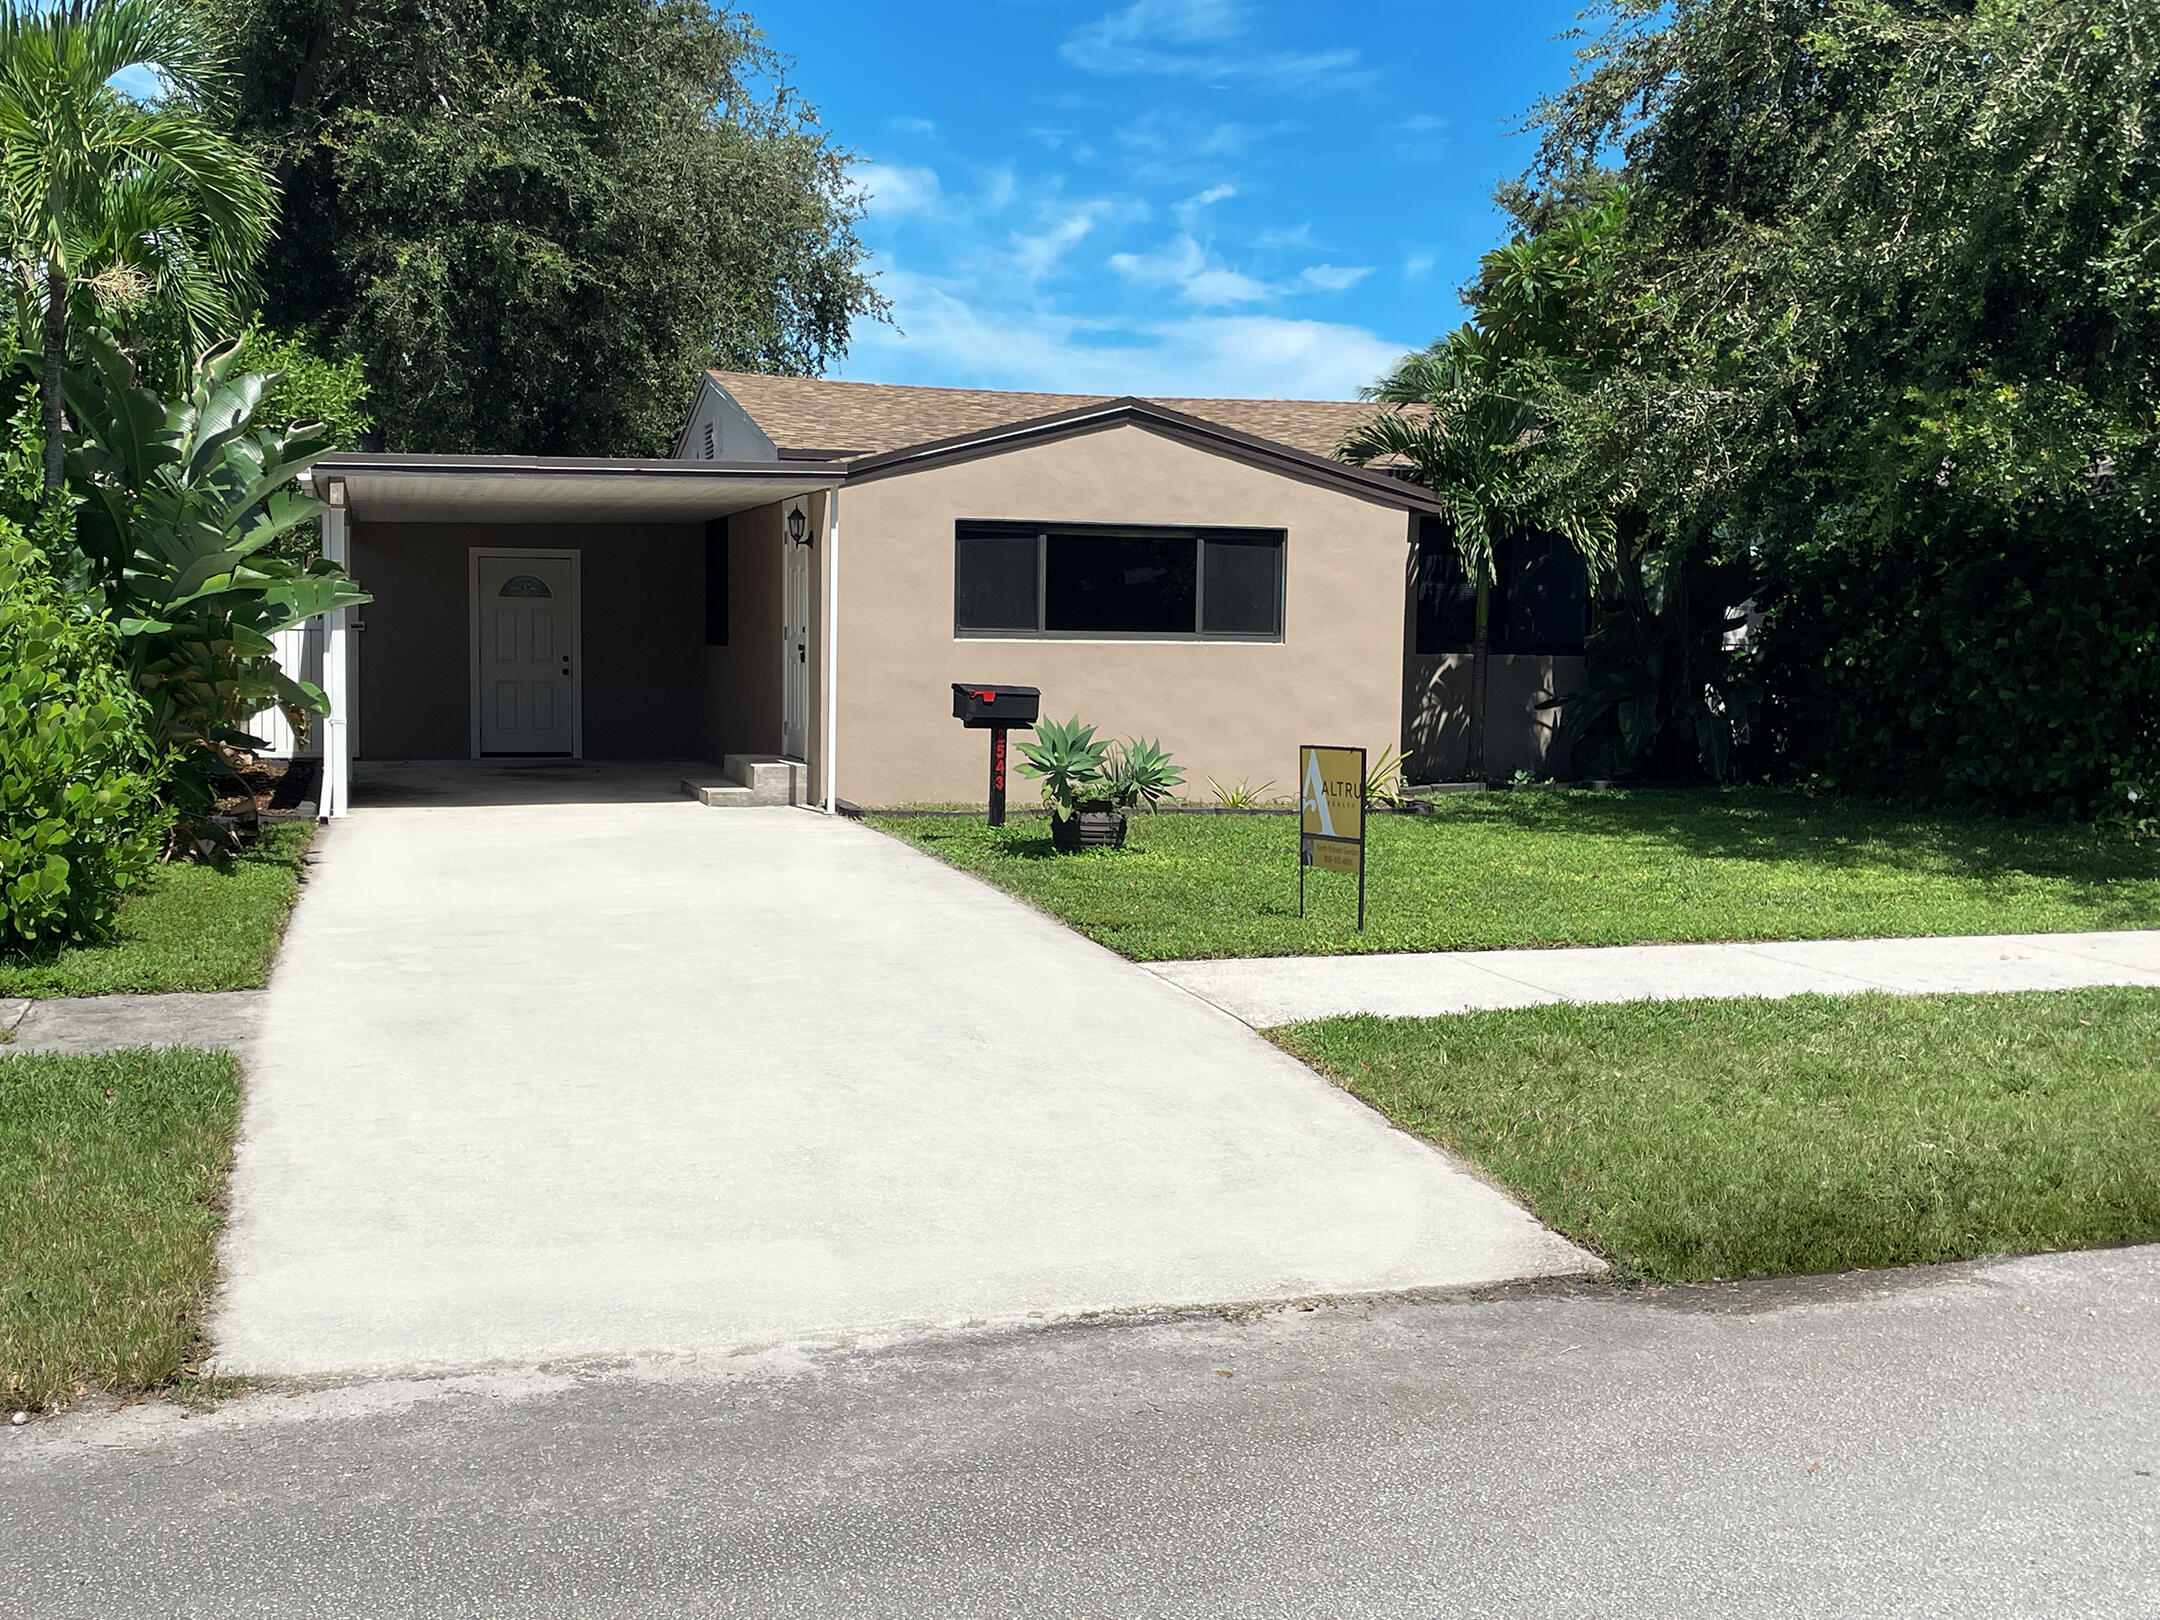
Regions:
[[310, 453, 846, 480], [836, 397, 1444, 514]]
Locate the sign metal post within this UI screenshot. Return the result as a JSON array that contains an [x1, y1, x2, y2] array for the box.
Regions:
[[1298, 744, 1368, 930]]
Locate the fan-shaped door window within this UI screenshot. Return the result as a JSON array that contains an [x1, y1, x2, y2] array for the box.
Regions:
[[498, 574, 553, 598]]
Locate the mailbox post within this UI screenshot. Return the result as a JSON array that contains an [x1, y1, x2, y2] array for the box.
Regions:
[[951, 685, 1041, 827]]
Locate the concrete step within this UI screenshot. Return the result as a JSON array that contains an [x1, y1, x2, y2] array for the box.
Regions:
[[682, 755, 808, 808], [683, 778, 757, 807]]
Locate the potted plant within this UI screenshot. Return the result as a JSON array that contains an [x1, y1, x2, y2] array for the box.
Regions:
[[1016, 716, 1115, 851], [1018, 719, 1185, 852]]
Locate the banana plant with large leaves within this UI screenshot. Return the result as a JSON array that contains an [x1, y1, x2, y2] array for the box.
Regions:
[[63, 326, 369, 823]]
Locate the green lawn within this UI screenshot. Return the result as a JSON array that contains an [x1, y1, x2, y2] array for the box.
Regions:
[[1276, 988, 2160, 1282], [0, 821, 314, 998], [869, 789, 2160, 960], [1, 1048, 240, 1411]]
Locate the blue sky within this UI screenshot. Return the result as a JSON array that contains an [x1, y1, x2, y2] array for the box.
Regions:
[[754, 0, 1586, 400]]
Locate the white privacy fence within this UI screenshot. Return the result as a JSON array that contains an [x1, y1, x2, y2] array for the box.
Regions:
[[247, 622, 326, 759]]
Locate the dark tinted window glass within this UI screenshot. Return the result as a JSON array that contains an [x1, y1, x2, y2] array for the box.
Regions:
[[1201, 536, 1282, 636], [956, 534, 1040, 632], [1413, 518, 1477, 653], [1046, 532, 1196, 634], [1497, 532, 1588, 654], [703, 520, 728, 646]]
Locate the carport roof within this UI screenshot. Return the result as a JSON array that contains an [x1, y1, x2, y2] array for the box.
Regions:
[[307, 454, 844, 524]]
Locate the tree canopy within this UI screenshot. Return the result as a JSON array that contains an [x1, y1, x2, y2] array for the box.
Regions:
[[203, 0, 886, 455], [1400, 0, 2160, 809], [1528, 0, 2159, 545], [0, 0, 272, 487]]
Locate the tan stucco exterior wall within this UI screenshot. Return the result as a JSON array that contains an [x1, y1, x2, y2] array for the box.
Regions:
[[350, 520, 703, 760], [829, 422, 1416, 807], [698, 501, 785, 762], [1401, 652, 1584, 781]]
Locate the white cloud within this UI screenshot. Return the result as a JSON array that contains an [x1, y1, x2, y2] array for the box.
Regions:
[[1393, 113, 1451, 163], [1173, 182, 1237, 228], [856, 162, 944, 221], [888, 115, 937, 135], [1108, 236, 1373, 304], [839, 271, 1410, 400], [1298, 263, 1372, 292], [1012, 202, 1115, 283], [1109, 235, 1271, 307], [1402, 252, 1437, 282], [1064, 0, 1372, 92]]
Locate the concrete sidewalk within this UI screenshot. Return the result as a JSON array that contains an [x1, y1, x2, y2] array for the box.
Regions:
[[1147, 929, 2160, 1027], [215, 795, 1593, 1379], [0, 990, 264, 1056]]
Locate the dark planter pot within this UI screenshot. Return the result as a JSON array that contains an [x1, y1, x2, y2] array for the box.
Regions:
[[1050, 803, 1128, 852]]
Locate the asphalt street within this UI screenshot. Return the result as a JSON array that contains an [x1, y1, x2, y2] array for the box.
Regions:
[[7, 1243, 2156, 1618]]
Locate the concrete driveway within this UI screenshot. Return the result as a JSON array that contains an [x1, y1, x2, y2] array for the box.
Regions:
[[215, 766, 1590, 1376]]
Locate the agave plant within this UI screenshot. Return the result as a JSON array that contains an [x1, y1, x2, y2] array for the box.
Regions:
[[1209, 775, 1275, 810], [63, 326, 370, 827], [1103, 736, 1184, 810], [1015, 715, 1110, 815]]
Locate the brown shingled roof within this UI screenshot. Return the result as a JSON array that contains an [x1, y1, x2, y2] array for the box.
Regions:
[[708, 370, 1390, 462]]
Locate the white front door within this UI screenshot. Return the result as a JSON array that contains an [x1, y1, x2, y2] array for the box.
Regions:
[[476, 552, 579, 756], [781, 528, 810, 760]]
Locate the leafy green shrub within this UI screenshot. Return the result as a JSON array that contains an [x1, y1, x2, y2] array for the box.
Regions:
[[65, 329, 369, 825], [230, 326, 372, 448], [0, 526, 166, 949], [1758, 498, 2160, 817]]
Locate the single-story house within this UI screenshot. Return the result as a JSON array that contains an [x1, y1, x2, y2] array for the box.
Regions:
[[300, 373, 1587, 815]]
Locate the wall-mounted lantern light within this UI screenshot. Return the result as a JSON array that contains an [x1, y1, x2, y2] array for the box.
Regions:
[[786, 502, 810, 545]]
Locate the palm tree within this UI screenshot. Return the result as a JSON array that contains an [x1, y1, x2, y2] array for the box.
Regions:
[[0, 0, 272, 492], [1340, 330, 1606, 776]]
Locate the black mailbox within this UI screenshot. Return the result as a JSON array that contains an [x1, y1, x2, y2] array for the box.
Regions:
[[952, 684, 1040, 730], [952, 684, 1039, 828]]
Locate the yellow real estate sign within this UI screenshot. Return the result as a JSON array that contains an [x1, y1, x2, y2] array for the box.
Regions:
[[1298, 744, 1368, 927], [1300, 746, 1364, 842]]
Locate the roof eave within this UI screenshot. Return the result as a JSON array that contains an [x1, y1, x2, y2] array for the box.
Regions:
[[838, 397, 1439, 513]]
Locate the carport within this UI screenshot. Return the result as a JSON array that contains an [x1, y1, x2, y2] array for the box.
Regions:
[[301, 454, 844, 816]]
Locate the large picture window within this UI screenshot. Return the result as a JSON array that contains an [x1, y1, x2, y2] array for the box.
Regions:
[[954, 521, 1285, 640], [1411, 520, 1589, 656], [1496, 531, 1591, 654], [1411, 516, 1478, 653]]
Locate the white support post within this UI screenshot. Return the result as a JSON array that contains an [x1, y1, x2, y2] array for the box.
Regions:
[[823, 489, 840, 815], [319, 501, 352, 818]]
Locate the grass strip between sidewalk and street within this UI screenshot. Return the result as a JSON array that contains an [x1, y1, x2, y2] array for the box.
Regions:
[[0, 821, 314, 999], [1275, 987, 2160, 1284], [1, 1048, 240, 1411], [868, 789, 2160, 960]]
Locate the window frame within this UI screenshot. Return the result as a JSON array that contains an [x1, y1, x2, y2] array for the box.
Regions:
[[952, 520, 1287, 643]]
